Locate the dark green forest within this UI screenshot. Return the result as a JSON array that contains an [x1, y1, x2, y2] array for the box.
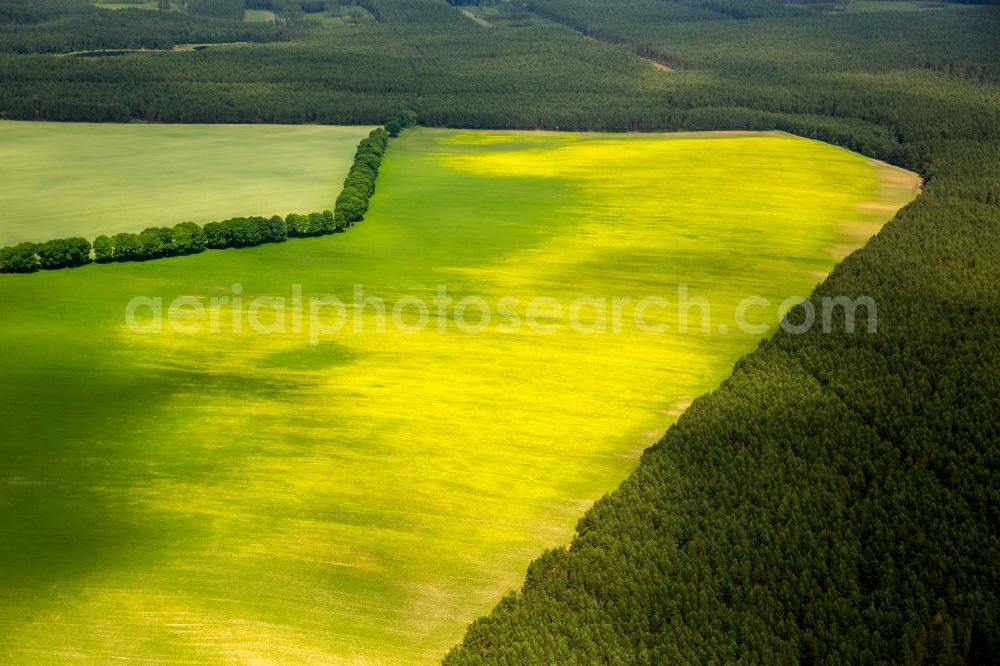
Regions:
[[1, 0, 998, 663], [0, 0, 289, 53]]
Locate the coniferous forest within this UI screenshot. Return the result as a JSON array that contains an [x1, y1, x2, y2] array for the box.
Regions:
[[1, 0, 998, 663]]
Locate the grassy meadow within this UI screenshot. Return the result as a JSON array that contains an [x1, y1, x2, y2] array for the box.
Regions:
[[0, 127, 919, 664], [840, 1, 975, 12], [0, 121, 372, 245]]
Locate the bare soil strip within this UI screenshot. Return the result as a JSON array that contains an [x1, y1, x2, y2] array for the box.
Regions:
[[459, 8, 494, 28], [644, 57, 674, 72]]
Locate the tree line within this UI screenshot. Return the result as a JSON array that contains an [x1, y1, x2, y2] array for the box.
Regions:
[[0, 237, 91, 272], [334, 123, 393, 227], [0, 125, 398, 273]]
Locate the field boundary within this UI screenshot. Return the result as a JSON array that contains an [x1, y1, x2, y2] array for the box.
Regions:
[[0, 120, 412, 273]]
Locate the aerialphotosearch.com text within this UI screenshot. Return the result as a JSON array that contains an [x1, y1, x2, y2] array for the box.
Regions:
[[125, 283, 878, 344]]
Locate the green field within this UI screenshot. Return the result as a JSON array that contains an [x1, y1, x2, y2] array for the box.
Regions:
[[244, 8, 277, 23], [0, 127, 918, 664], [839, 1, 973, 12], [89, 0, 160, 9], [0, 121, 372, 246]]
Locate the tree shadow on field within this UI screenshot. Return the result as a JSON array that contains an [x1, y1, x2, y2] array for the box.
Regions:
[[0, 366, 209, 637]]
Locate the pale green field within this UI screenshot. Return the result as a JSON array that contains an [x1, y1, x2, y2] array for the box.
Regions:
[[841, 1, 972, 12], [0, 127, 918, 664], [0, 121, 372, 246], [244, 8, 277, 23], [89, 0, 174, 10]]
